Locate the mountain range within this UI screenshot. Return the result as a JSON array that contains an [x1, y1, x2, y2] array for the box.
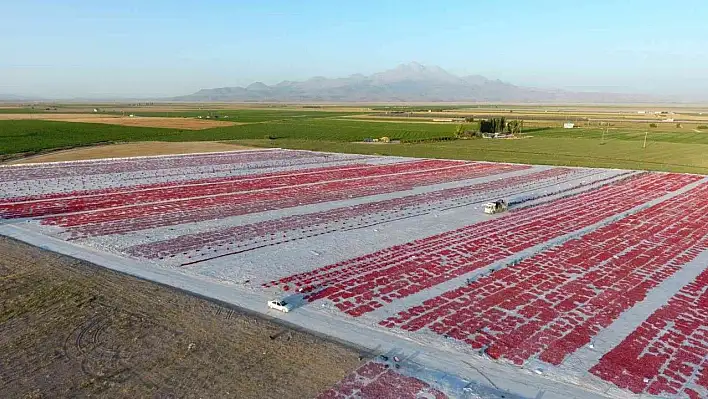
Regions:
[[173, 62, 655, 103], [0, 94, 45, 102]]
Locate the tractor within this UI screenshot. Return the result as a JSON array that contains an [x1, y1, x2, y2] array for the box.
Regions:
[[483, 200, 508, 215]]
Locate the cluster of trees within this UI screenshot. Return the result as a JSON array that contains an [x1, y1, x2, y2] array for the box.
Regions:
[[454, 117, 524, 139], [478, 117, 523, 135], [454, 124, 479, 138], [506, 120, 523, 134], [479, 117, 507, 134]]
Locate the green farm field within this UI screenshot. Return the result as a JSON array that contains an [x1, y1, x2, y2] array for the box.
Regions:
[[240, 137, 708, 174], [530, 126, 708, 144], [1, 106, 706, 174], [0, 118, 455, 155]]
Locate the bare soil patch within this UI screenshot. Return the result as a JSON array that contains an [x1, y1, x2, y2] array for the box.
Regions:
[[9, 141, 256, 164], [0, 237, 362, 398], [0, 113, 238, 129]]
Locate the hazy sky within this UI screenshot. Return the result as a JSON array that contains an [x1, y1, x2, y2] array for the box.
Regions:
[[2, 0, 707, 98]]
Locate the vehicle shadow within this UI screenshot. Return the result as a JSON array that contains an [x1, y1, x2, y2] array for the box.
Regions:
[[281, 292, 308, 311]]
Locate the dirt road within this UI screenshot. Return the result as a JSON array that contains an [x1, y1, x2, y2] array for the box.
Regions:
[[0, 237, 362, 398]]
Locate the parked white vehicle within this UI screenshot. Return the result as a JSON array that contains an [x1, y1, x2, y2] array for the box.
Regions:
[[267, 300, 293, 313]]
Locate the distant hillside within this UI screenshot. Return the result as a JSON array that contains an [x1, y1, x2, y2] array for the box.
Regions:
[[173, 62, 653, 103], [0, 94, 44, 102]]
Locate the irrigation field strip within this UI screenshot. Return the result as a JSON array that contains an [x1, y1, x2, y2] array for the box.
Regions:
[[362, 176, 708, 322]]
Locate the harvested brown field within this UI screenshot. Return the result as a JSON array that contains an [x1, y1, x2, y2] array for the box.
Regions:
[[0, 113, 238, 129], [0, 236, 362, 399], [8, 141, 256, 164]]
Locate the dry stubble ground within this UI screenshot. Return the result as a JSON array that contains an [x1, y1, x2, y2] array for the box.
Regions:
[[8, 142, 256, 164], [0, 114, 238, 130], [0, 237, 363, 399]]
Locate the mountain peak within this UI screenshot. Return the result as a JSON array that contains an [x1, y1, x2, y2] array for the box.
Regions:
[[371, 62, 458, 84], [397, 61, 426, 70], [246, 82, 268, 90], [394, 62, 450, 74]]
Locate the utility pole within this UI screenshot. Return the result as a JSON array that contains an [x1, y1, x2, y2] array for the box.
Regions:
[[643, 131, 648, 149]]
